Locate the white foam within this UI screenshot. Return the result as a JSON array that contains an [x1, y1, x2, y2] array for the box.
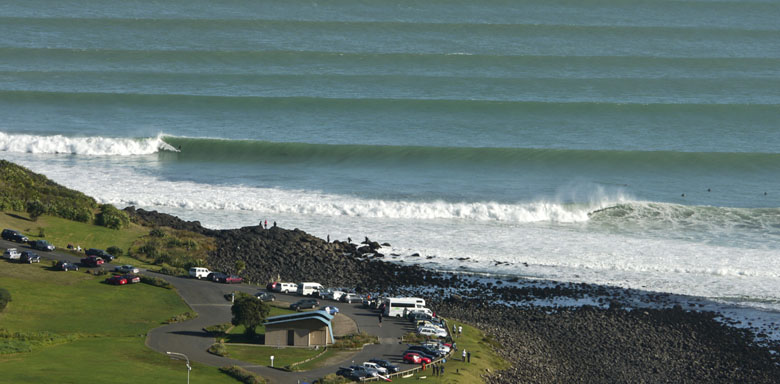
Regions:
[[0, 131, 176, 156]]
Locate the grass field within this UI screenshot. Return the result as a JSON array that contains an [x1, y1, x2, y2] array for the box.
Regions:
[[227, 344, 326, 368], [0, 261, 239, 384]]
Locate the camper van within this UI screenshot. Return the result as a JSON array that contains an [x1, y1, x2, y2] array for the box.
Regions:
[[383, 297, 428, 318], [188, 267, 211, 279], [297, 282, 324, 296]]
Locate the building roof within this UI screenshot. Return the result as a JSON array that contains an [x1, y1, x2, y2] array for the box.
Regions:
[[264, 310, 335, 343]]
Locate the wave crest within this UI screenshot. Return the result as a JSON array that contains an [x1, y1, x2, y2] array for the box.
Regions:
[[0, 132, 177, 156]]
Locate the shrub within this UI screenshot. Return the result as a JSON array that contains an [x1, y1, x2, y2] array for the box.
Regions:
[[26, 200, 46, 221], [37, 227, 45, 237], [219, 366, 265, 384], [149, 228, 165, 237], [332, 332, 378, 349], [204, 323, 232, 337], [106, 246, 123, 257], [139, 275, 173, 289], [165, 312, 195, 324], [95, 204, 130, 229], [319, 374, 350, 384], [208, 341, 229, 357], [152, 266, 187, 277], [0, 288, 11, 312]]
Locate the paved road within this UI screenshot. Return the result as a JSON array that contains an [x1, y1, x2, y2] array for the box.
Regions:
[[1, 239, 418, 383]]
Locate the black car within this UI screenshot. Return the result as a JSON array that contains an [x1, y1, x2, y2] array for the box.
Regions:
[[255, 292, 276, 302], [336, 367, 367, 381], [1, 229, 28, 243], [207, 272, 227, 282], [20, 251, 41, 263], [55, 260, 79, 271], [290, 298, 320, 311], [85, 248, 115, 261], [29, 240, 55, 251], [406, 345, 442, 358], [368, 359, 400, 373]]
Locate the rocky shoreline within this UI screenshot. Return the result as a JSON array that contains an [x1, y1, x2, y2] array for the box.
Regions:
[[125, 207, 780, 383]]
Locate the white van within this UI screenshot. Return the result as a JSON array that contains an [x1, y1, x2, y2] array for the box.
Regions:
[[273, 282, 298, 293], [2, 248, 21, 260], [297, 282, 324, 296], [188, 267, 211, 279], [384, 297, 428, 317]]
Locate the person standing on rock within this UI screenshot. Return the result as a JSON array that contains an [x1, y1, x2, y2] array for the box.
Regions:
[[264, 220, 267, 229]]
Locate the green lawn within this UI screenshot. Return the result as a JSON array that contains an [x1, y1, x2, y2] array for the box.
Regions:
[[392, 321, 510, 383], [227, 344, 325, 368], [0, 261, 240, 384]]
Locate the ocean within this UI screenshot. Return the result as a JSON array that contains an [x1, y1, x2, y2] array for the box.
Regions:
[[1, 0, 779, 312]]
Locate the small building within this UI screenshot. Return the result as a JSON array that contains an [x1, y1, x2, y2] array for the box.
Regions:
[[264, 310, 335, 347]]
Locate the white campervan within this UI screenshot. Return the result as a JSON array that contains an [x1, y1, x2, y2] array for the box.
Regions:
[[297, 282, 324, 296], [384, 297, 428, 317], [188, 267, 211, 279]]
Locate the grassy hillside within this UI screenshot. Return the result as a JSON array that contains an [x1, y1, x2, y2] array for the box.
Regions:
[[0, 160, 97, 222], [0, 262, 239, 384]]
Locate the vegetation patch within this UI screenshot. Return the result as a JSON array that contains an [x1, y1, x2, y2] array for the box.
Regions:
[[140, 275, 174, 289], [205, 323, 233, 338], [0, 288, 10, 312], [219, 365, 266, 384], [318, 373, 351, 384], [0, 329, 80, 354], [128, 227, 215, 270], [208, 341, 230, 357], [332, 332, 378, 349], [94, 203, 130, 229], [225, 345, 324, 368], [165, 311, 196, 324]]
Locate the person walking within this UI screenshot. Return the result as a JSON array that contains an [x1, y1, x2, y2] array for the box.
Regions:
[[462, 349, 467, 362], [440, 366, 445, 376], [378, 313, 383, 327], [433, 364, 438, 376], [458, 325, 463, 335], [467, 351, 471, 363]]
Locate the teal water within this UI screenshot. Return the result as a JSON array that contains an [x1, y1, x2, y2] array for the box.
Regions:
[[1, 0, 779, 311]]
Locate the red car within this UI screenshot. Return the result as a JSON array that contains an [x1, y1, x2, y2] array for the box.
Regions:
[[122, 274, 141, 284], [81, 256, 104, 267], [403, 352, 430, 364], [223, 275, 243, 284], [106, 275, 128, 285]]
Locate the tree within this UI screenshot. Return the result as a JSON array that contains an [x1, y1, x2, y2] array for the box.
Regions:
[[231, 294, 270, 337], [26, 200, 46, 221], [235, 260, 246, 275]]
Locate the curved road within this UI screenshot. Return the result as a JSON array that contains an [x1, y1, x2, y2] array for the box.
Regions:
[[1, 239, 416, 383]]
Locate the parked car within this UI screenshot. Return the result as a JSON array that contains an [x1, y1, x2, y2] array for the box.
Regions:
[[336, 366, 367, 381], [223, 275, 243, 284], [85, 248, 114, 261], [403, 352, 430, 364], [255, 292, 276, 302], [272, 282, 298, 293], [121, 274, 141, 284], [2, 229, 28, 243], [363, 361, 387, 375], [81, 255, 104, 267], [106, 275, 128, 285], [55, 260, 79, 271], [417, 326, 448, 338], [349, 365, 376, 378], [29, 240, 55, 251], [2, 248, 21, 260], [340, 293, 362, 303], [403, 350, 435, 363], [207, 272, 227, 282], [322, 306, 339, 315], [20, 251, 41, 263], [115, 265, 139, 274], [406, 345, 443, 357], [320, 289, 345, 301], [188, 267, 211, 279], [290, 298, 319, 311], [368, 359, 400, 373], [423, 342, 451, 355]]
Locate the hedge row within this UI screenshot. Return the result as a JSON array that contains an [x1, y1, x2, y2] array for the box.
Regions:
[[219, 366, 265, 384]]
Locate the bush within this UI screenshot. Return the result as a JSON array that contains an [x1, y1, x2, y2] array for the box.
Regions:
[[319, 374, 351, 384], [219, 366, 265, 384], [151, 266, 187, 277], [165, 312, 195, 324], [149, 228, 165, 238], [106, 246, 123, 257], [208, 341, 229, 357], [95, 204, 130, 230], [139, 275, 173, 289], [204, 323, 232, 337], [26, 200, 46, 221], [0, 288, 11, 312], [332, 332, 378, 349]]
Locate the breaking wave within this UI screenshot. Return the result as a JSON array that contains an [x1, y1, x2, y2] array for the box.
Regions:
[[0, 131, 176, 156]]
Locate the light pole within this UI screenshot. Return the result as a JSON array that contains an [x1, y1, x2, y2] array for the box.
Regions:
[[167, 351, 191, 384]]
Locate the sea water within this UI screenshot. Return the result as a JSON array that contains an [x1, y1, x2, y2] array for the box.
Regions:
[[1, 0, 779, 312]]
